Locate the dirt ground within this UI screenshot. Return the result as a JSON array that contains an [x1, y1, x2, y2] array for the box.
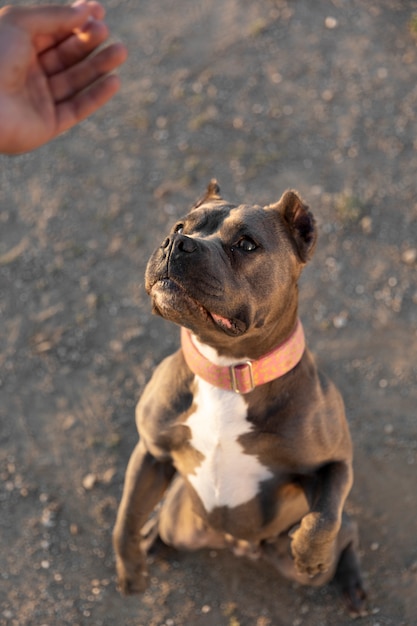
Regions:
[[1, 0, 417, 624]]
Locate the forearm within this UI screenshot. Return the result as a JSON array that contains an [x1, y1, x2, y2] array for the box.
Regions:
[[309, 461, 353, 533], [290, 460, 353, 576], [113, 440, 175, 555]]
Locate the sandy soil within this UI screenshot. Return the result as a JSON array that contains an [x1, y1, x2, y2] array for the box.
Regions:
[[1, 0, 417, 624]]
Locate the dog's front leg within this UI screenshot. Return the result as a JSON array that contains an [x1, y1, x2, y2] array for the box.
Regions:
[[113, 440, 175, 594], [290, 461, 353, 577]]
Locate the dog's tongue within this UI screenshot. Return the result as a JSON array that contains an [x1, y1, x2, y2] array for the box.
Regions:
[[211, 312, 233, 329]]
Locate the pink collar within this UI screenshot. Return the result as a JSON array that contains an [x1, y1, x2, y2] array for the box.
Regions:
[[180, 319, 305, 394]]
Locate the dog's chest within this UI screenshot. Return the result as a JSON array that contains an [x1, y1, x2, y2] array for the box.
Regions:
[[183, 377, 273, 512]]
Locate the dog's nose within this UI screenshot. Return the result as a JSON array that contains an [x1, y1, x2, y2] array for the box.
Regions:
[[161, 234, 198, 259], [175, 234, 197, 253], [163, 234, 197, 255]]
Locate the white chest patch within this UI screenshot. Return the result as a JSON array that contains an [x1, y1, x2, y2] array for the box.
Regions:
[[184, 376, 273, 512]]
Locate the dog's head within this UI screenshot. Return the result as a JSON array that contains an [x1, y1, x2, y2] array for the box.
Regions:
[[145, 181, 316, 358]]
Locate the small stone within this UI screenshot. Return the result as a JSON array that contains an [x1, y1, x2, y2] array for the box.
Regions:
[[101, 467, 116, 484], [109, 340, 123, 353], [63, 415, 76, 430], [333, 312, 348, 328], [41, 508, 56, 528], [82, 473, 97, 490], [325, 16, 338, 29], [321, 89, 334, 102], [370, 542, 379, 551], [402, 248, 417, 265], [361, 216, 373, 234], [86, 293, 98, 311]]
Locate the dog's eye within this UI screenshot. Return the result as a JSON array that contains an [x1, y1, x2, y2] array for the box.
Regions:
[[236, 236, 257, 252], [174, 223, 184, 234]]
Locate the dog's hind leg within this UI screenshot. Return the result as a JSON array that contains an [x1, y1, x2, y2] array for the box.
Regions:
[[334, 514, 367, 617]]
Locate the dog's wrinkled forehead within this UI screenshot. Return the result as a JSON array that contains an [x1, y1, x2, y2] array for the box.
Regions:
[[184, 203, 234, 236], [178, 201, 271, 244], [181, 179, 239, 236], [177, 179, 264, 237]]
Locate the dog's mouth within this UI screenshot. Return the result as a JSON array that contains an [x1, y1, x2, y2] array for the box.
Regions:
[[149, 278, 246, 336]]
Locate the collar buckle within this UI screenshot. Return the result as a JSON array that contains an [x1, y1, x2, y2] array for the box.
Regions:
[[229, 360, 255, 394]]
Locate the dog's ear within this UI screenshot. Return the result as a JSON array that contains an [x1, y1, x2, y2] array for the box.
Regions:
[[192, 179, 223, 210], [268, 190, 317, 262]]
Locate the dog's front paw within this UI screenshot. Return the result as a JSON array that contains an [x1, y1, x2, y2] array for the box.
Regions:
[[116, 557, 150, 595], [290, 522, 336, 577]]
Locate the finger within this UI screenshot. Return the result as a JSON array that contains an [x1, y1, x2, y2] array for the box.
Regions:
[[1, 3, 105, 51], [50, 42, 127, 103], [72, 1, 105, 22], [40, 18, 110, 76], [56, 73, 122, 133]]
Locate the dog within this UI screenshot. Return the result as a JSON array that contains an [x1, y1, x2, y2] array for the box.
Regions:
[[113, 181, 366, 616]]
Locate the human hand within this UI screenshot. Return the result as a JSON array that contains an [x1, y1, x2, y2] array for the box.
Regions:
[[0, 2, 128, 154]]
